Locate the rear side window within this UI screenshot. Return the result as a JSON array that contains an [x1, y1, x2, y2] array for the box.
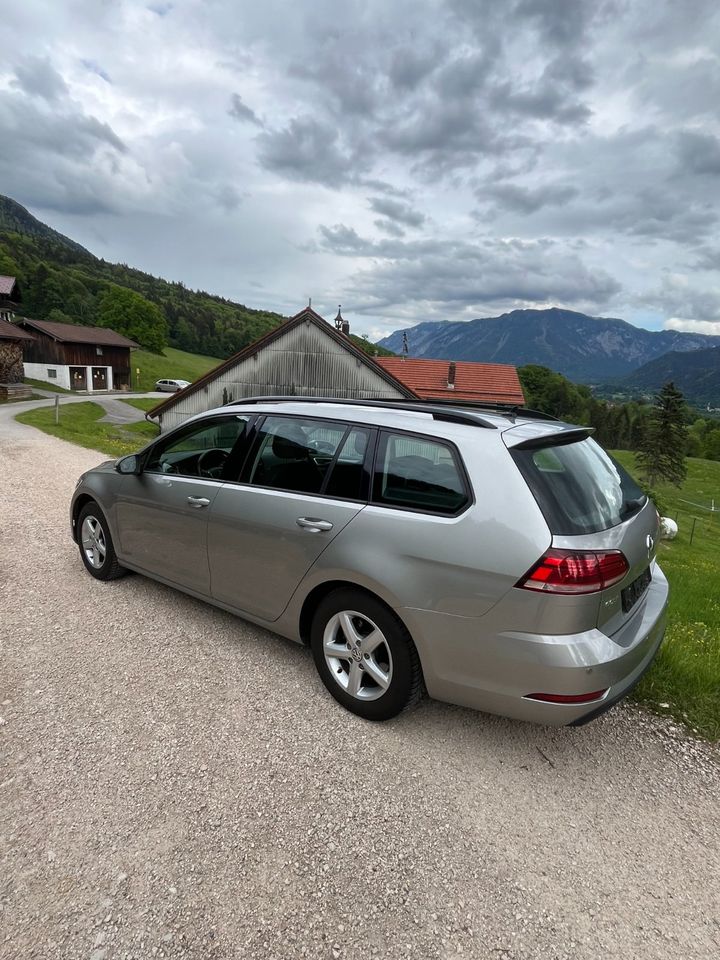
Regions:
[[373, 432, 468, 514], [324, 428, 371, 500], [248, 416, 347, 494], [512, 437, 646, 536]]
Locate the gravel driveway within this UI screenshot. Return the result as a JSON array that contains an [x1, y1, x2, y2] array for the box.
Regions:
[[1, 413, 719, 960]]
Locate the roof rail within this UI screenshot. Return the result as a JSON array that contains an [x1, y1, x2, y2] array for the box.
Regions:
[[226, 395, 499, 429], [438, 400, 560, 422]]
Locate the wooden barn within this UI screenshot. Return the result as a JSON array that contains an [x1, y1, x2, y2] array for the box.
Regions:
[[0, 318, 35, 400], [148, 306, 415, 433], [0, 275, 22, 323], [17, 318, 138, 392]]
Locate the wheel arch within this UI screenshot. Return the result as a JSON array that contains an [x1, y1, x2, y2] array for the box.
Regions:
[[72, 493, 97, 542], [298, 580, 409, 646]]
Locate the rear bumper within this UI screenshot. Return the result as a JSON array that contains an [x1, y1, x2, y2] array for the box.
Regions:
[[402, 565, 669, 726]]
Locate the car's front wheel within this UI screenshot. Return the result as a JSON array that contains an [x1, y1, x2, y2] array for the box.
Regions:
[[77, 502, 126, 581], [310, 588, 423, 721]]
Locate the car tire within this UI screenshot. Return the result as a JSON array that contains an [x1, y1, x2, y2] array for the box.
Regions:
[[310, 588, 423, 721], [77, 502, 126, 581]]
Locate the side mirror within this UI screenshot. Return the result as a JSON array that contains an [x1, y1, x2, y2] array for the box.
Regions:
[[116, 454, 142, 475]]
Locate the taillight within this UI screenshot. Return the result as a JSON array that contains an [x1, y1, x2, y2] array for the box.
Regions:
[[516, 549, 629, 595]]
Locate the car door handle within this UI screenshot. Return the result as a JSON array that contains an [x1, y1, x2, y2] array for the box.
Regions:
[[187, 496, 211, 508], [296, 517, 334, 532]]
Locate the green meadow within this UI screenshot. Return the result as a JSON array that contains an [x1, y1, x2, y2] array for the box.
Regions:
[[127, 346, 221, 392], [613, 452, 720, 740]]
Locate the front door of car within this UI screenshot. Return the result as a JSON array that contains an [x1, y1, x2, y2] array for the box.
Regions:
[[115, 413, 252, 593], [208, 416, 372, 621]]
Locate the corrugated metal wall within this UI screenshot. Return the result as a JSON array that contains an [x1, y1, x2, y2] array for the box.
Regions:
[[158, 321, 406, 432]]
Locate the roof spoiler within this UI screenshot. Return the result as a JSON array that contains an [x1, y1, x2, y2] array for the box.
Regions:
[[510, 427, 594, 451]]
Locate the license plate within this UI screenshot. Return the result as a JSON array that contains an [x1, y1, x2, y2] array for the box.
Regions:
[[621, 566, 652, 613]]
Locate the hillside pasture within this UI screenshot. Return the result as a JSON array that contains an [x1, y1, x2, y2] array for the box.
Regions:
[[613, 452, 720, 740]]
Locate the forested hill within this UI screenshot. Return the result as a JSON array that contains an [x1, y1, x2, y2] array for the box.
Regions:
[[0, 194, 284, 357]]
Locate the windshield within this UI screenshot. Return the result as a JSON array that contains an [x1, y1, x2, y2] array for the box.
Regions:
[[512, 437, 647, 536]]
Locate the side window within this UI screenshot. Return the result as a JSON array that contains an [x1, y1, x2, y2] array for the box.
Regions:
[[248, 417, 347, 494], [145, 415, 251, 480], [324, 428, 372, 500], [373, 432, 468, 514]]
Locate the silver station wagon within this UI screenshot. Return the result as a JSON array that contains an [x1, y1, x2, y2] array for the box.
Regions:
[[70, 397, 668, 725]]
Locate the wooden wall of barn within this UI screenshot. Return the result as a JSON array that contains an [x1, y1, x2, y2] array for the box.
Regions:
[[21, 337, 131, 369], [157, 320, 406, 432]]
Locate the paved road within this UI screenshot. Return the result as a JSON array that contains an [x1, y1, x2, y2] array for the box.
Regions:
[[1, 416, 719, 960], [2, 392, 165, 438]]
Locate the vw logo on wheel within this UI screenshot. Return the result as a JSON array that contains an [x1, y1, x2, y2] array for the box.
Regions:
[[351, 646, 362, 662]]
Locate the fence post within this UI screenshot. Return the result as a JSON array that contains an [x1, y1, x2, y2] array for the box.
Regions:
[[54, 395, 59, 425], [689, 517, 697, 546]]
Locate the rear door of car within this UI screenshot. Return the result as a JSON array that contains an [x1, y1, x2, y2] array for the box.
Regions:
[[208, 415, 373, 621]]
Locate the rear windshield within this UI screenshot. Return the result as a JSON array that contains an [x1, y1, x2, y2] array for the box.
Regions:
[[512, 437, 646, 536]]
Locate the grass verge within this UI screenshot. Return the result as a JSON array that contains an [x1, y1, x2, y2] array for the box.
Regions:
[[16, 401, 158, 457], [128, 346, 221, 392], [23, 377, 72, 394], [613, 451, 720, 741]]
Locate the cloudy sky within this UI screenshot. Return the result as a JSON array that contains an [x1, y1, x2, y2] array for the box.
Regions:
[[1, 0, 719, 341]]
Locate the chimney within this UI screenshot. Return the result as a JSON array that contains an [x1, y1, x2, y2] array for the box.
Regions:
[[447, 362, 456, 390]]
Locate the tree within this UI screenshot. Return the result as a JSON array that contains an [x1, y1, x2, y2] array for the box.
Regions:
[[97, 284, 168, 353], [636, 381, 688, 487]]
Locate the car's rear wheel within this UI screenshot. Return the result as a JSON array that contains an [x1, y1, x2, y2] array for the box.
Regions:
[[310, 588, 423, 720], [77, 502, 126, 581]]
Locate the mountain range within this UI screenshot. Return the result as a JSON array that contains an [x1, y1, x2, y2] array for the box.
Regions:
[[2, 193, 718, 402], [621, 345, 720, 407], [378, 308, 718, 383]]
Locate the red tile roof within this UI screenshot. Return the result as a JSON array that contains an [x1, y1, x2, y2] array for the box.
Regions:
[[375, 357, 525, 405], [0, 275, 17, 296], [0, 318, 35, 342], [18, 317, 139, 348]]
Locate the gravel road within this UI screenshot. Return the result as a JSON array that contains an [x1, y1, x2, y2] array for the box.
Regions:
[[1, 414, 719, 960]]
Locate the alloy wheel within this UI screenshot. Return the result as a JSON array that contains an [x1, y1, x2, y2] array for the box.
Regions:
[[81, 515, 107, 569], [322, 610, 393, 701]]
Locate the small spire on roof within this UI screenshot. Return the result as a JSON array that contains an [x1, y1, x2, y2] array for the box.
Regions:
[[335, 304, 350, 336]]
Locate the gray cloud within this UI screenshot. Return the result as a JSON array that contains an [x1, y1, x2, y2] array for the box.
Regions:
[[228, 93, 262, 126], [643, 277, 720, 323], [368, 196, 425, 228], [480, 181, 578, 215], [2, 0, 720, 337], [515, 0, 612, 47], [257, 116, 361, 186], [319, 225, 621, 317], [677, 131, 720, 177], [374, 218, 405, 238], [12, 56, 69, 102]]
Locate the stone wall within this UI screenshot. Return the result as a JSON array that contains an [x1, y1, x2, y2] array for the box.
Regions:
[[0, 341, 24, 383]]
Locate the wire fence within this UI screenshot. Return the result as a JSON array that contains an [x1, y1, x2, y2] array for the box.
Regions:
[[670, 502, 720, 547]]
